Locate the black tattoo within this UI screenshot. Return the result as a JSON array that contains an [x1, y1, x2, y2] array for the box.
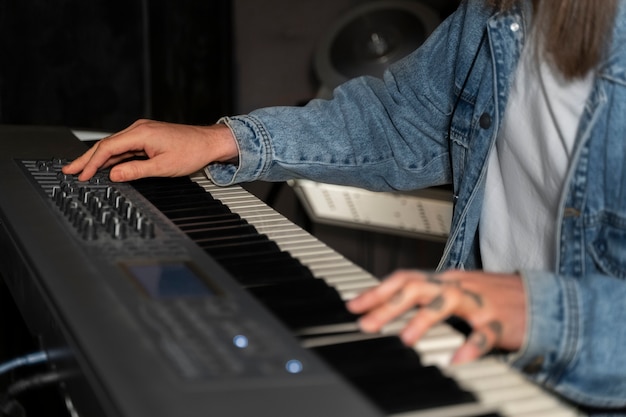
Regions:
[[426, 274, 445, 285], [426, 294, 445, 311], [470, 321, 503, 356], [471, 332, 489, 353], [426, 274, 484, 308], [389, 290, 404, 305], [488, 321, 503, 339], [462, 289, 484, 308], [426, 274, 461, 287]]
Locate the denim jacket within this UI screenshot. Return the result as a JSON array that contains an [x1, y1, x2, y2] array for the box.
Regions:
[[208, 0, 626, 410]]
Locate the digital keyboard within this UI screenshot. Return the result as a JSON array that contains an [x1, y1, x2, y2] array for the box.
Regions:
[[0, 127, 581, 417], [186, 175, 582, 417]]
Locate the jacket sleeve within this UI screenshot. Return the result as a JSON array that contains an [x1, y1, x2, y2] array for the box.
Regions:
[[511, 270, 626, 409], [206, 1, 491, 192]]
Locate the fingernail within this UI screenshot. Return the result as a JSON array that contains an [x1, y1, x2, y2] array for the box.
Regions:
[[450, 345, 477, 365], [358, 317, 378, 333]]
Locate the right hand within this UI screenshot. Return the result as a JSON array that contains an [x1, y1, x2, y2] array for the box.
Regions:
[[62, 119, 239, 182]]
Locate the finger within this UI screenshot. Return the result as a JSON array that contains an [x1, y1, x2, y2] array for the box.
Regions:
[[352, 273, 443, 333], [346, 272, 413, 314], [451, 320, 502, 364], [62, 123, 135, 176], [62, 142, 100, 175], [399, 288, 462, 346], [108, 157, 162, 182], [63, 121, 150, 181], [355, 288, 417, 333], [78, 138, 136, 180]]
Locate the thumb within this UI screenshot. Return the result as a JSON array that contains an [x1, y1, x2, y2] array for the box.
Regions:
[[108, 159, 155, 182]]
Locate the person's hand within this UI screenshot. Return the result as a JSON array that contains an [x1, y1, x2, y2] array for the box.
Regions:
[[63, 119, 239, 182], [346, 269, 526, 364]]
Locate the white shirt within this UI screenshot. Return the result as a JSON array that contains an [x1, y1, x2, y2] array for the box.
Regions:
[[479, 32, 594, 273]]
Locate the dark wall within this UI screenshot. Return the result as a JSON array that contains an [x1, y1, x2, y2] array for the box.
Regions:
[[233, 0, 459, 113], [0, 0, 232, 132], [148, 0, 233, 125], [236, 0, 457, 275], [0, 0, 454, 276]]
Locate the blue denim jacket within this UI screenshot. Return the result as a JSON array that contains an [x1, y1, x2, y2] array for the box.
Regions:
[[208, 0, 626, 410]]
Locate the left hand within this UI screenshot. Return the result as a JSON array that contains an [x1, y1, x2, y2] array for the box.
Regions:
[[346, 269, 526, 364]]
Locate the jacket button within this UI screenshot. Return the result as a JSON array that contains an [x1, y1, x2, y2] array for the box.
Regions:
[[479, 113, 492, 129], [522, 356, 544, 374]]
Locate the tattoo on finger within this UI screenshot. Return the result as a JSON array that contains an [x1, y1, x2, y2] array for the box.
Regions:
[[389, 289, 404, 305], [470, 331, 489, 353], [426, 274, 444, 285], [462, 289, 484, 307], [469, 321, 503, 355], [488, 321, 503, 339], [426, 273, 461, 288], [426, 274, 484, 308], [426, 294, 445, 311]]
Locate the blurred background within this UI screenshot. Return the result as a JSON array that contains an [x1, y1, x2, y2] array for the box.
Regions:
[[0, 0, 460, 277], [0, 2, 459, 414]]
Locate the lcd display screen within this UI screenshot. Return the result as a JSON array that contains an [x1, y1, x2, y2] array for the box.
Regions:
[[124, 262, 217, 299]]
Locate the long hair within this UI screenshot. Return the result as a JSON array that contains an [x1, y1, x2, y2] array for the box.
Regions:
[[488, 0, 618, 79]]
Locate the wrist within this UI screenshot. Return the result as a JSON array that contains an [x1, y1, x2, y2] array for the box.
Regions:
[[204, 123, 239, 163]]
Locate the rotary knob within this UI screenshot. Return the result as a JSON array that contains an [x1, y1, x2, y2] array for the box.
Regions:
[[108, 217, 127, 240], [36, 160, 53, 172], [80, 217, 98, 240]]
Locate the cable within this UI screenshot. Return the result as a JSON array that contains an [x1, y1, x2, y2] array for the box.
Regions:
[[5, 369, 77, 398], [0, 367, 76, 417], [0, 352, 48, 376]]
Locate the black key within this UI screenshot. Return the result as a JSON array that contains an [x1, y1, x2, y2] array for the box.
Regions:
[[312, 337, 476, 414], [185, 224, 258, 240], [201, 239, 281, 258], [178, 218, 250, 233], [161, 205, 232, 220], [172, 212, 241, 226], [247, 280, 359, 329], [219, 256, 314, 286]]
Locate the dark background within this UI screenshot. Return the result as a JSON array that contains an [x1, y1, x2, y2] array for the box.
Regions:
[[0, 0, 233, 131], [0, 0, 456, 275], [0, 1, 455, 415], [0, 0, 458, 130]]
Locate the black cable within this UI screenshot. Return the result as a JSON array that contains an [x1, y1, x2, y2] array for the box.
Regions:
[[5, 370, 76, 398], [0, 352, 48, 376], [0, 368, 77, 417]]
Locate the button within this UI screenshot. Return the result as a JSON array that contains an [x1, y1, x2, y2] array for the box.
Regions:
[[522, 356, 544, 374], [510, 22, 520, 32], [563, 207, 581, 218], [285, 359, 303, 374], [479, 113, 492, 129]]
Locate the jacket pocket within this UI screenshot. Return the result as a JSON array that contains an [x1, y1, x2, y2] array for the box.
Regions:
[[589, 216, 626, 279]]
